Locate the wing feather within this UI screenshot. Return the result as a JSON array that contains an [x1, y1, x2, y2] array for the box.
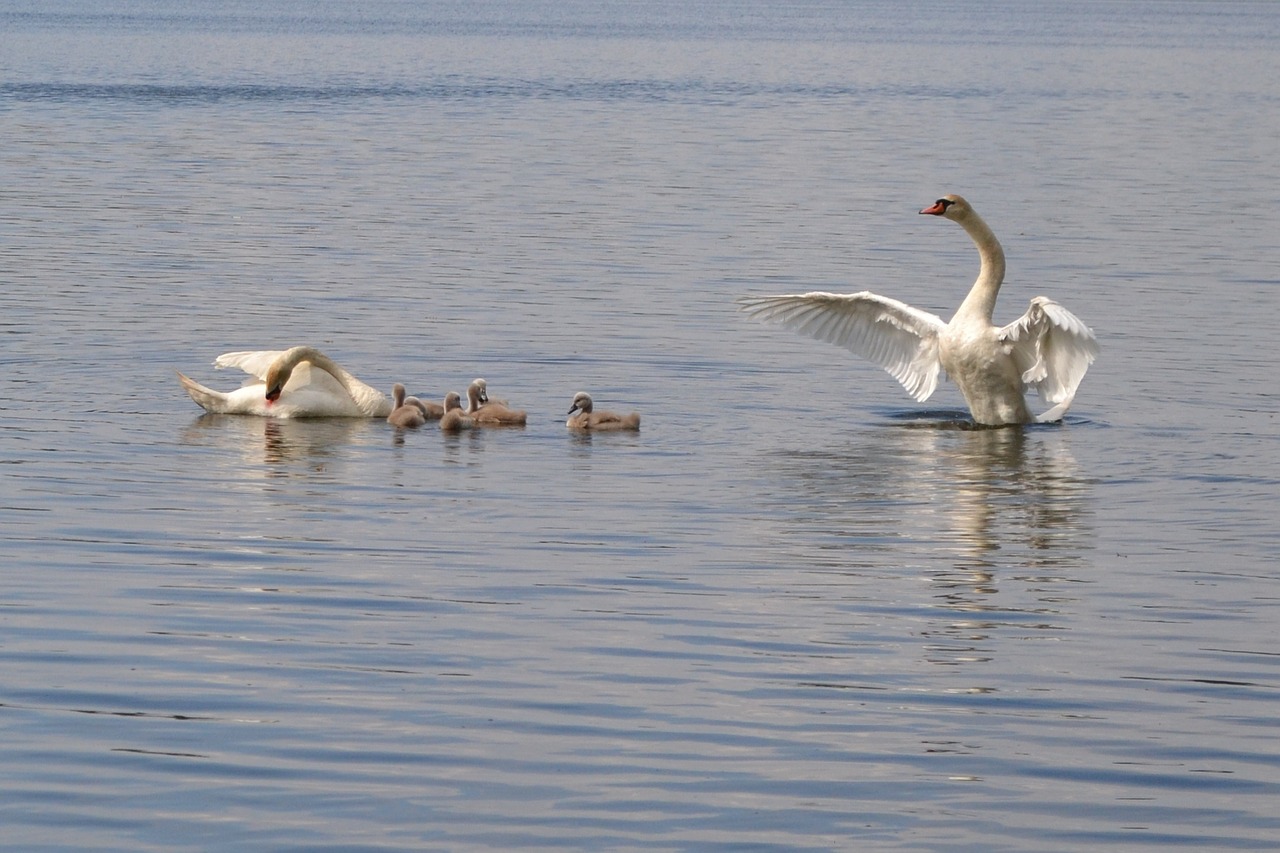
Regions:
[[213, 350, 287, 380], [999, 296, 1100, 404], [739, 291, 948, 402]]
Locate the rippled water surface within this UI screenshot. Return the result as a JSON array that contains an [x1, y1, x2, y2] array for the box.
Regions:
[[3, 1, 1279, 850]]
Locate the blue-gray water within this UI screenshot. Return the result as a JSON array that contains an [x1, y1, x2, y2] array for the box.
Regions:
[[2, 1, 1279, 850]]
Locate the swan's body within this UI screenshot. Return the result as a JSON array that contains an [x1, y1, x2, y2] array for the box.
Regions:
[[739, 195, 1098, 426], [439, 391, 475, 431], [177, 346, 392, 418], [387, 384, 427, 428], [566, 392, 641, 431], [466, 379, 527, 426]]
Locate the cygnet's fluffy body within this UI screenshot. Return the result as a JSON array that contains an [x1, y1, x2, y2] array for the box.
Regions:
[[465, 378, 527, 426], [566, 392, 640, 431], [387, 384, 427, 428], [439, 391, 475, 431]]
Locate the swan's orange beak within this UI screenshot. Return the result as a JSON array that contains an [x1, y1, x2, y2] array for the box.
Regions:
[[265, 384, 283, 402], [920, 201, 948, 216]]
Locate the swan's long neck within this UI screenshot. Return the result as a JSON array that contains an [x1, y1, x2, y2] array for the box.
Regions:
[[272, 346, 389, 415], [952, 210, 1006, 323], [280, 347, 358, 392]]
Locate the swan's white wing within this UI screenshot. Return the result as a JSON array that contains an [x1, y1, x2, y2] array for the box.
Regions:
[[215, 350, 344, 391], [739, 291, 948, 402], [999, 296, 1099, 404], [213, 350, 287, 380]]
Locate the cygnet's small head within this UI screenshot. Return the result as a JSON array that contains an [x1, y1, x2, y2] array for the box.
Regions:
[[568, 392, 593, 415], [443, 391, 463, 412], [392, 383, 408, 407], [919, 194, 969, 221], [468, 378, 489, 405]]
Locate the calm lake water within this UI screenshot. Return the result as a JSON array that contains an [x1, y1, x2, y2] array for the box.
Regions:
[[3, 1, 1279, 850]]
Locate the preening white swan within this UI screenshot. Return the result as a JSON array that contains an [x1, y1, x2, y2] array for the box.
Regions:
[[739, 195, 1099, 426], [566, 392, 641, 431], [177, 346, 393, 418]]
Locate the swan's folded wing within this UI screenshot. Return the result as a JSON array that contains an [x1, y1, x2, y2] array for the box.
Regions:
[[213, 350, 287, 380], [738, 291, 947, 401], [999, 296, 1100, 404]]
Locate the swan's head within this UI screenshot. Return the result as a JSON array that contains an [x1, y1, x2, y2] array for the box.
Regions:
[[264, 365, 291, 402], [443, 391, 463, 412], [391, 383, 407, 407], [568, 392, 593, 415], [920, 194, 970, 220], [263, 346, 320, 402], [468, 378, 489, 405]]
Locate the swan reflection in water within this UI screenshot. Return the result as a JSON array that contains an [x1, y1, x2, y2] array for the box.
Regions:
[[762, 415, 1095, 664], [180, 413, 380, 475]]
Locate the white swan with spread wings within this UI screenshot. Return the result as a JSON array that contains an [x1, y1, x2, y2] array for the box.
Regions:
[[739, 194, 1099, 426], [177, 346, 392, 418]]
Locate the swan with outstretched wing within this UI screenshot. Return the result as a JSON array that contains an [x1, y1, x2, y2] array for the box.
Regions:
[[739, 195, 1099, 426]]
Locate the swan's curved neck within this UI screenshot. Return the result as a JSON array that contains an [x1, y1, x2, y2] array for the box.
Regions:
[[953, 211, 1006, 322], [280, 346, 355, 389]]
